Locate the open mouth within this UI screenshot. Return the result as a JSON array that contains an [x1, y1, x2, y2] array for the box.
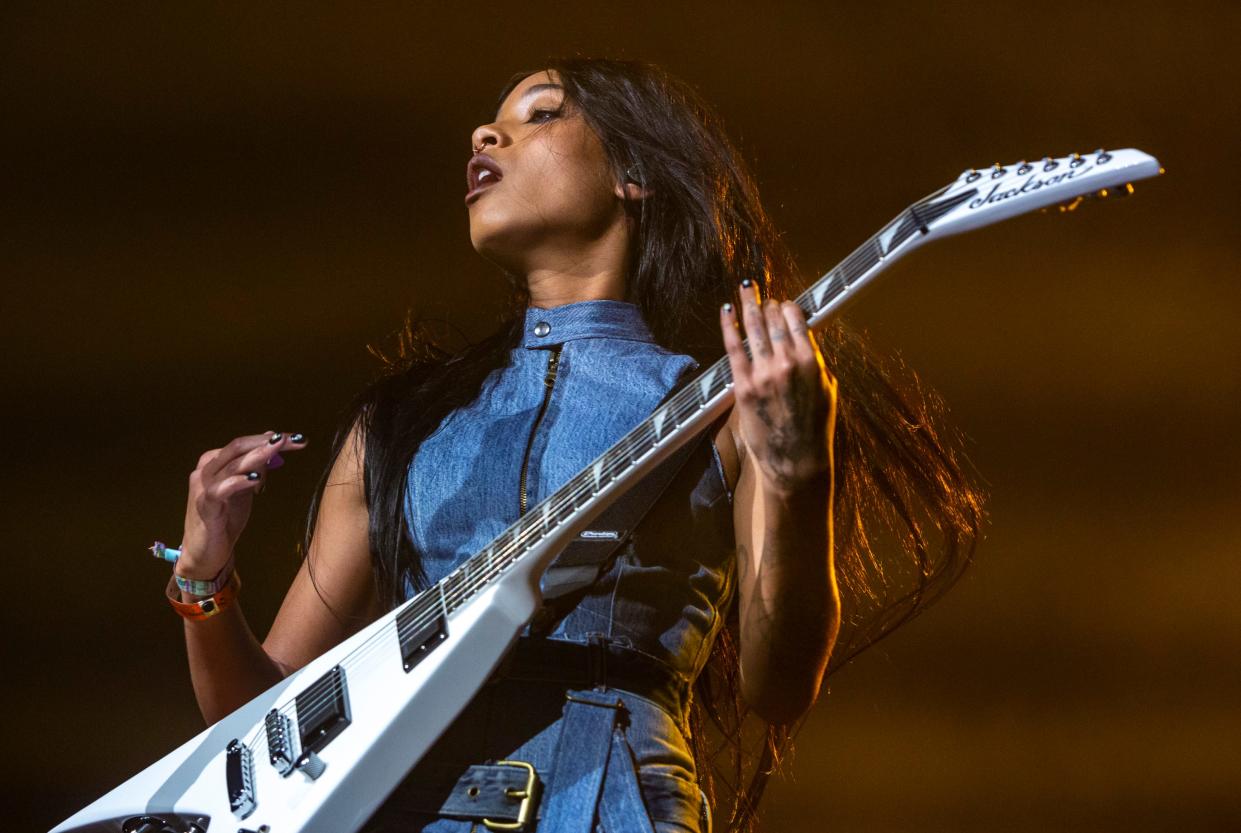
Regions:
[[466, 155, 504, 203]]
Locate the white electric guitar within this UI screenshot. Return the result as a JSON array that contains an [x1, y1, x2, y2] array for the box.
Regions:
[[53, 148, 1162, 833]]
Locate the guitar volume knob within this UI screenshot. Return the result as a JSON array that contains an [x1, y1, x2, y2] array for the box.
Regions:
[[296, 750, 327, 781]]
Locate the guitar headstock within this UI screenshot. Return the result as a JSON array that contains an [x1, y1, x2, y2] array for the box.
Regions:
[[912, 148, 1163, 242]]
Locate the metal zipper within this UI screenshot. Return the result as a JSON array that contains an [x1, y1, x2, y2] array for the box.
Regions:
[[518, 346, 562, 516]]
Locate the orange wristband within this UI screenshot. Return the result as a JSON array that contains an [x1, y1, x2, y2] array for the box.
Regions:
[[166, 569, 241, 621]]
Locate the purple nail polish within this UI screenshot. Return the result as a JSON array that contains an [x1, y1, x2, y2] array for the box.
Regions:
[[268, 453, 284, 470]]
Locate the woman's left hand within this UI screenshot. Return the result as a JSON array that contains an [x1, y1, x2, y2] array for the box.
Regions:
[[721, 281, 837, 496]]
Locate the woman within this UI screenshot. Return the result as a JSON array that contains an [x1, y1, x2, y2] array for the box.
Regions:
[[169, 59, 982, 832]]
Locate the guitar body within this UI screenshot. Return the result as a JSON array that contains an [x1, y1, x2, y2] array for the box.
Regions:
[[51, 148, 1163, 833], [51, 410, 717, 833], [52, 564, 543, 833]]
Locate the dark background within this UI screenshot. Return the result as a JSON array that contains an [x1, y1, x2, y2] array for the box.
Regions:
[[4, 2, 1239, 831]]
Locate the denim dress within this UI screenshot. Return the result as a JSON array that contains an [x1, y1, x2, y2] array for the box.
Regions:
[[368, 301, 736, 833]]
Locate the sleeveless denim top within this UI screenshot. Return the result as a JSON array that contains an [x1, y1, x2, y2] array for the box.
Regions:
[[386, 301, 735, 832], [403, 300, 736, 692]]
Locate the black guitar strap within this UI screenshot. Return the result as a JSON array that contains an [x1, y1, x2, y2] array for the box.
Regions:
[[531, 416, 721, 632], [539, 422, 713, 596]]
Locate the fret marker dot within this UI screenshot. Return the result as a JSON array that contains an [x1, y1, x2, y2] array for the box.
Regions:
[[533, 321, 551, 337]]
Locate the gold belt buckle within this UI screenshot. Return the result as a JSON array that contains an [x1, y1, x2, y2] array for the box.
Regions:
[[482, 759, 541, 831]]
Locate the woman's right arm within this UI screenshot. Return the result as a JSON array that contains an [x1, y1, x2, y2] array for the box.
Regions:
[[177, 426, 379, 725]]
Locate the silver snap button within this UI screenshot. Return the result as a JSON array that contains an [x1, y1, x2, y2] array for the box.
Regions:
[[533, 321, 551, 337]]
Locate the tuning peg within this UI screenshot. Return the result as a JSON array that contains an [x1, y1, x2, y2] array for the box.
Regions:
[[1069, 152, 1086, 168], [965, 168, 982, 183], [1017, 161, 1032, 175], [1095, 149, 1113, 164], [1050, 182, 1135, 213], [1042, 156, 1059, 172], [991, 163, 1008, 179]]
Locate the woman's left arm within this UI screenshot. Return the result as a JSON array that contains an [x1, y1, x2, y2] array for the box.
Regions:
[[719, 282, 841, 725]]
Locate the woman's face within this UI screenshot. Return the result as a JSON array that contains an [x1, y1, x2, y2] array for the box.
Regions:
[[465, 70, 626, 273]]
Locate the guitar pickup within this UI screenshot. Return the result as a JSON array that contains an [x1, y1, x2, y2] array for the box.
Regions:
[[294, 665, 351, 759], [225, 738, 256, 819], [397, 607, 448, 672]]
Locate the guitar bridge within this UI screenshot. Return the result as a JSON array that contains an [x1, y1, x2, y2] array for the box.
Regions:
[[264, 709, 298, 777], [225, 738, 256, 819]]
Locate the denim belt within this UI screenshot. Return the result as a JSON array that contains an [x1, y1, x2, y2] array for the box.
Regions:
[[432, 688, 662, 833], [495, 636, 690, 722], [439, 761, 543, 826], [375, 639, 692, 831]]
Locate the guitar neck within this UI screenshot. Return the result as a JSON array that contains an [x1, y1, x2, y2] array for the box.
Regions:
[[797, 187, 974, 329], [400, 197, 956, 629], [400, 145, 1164, 640]]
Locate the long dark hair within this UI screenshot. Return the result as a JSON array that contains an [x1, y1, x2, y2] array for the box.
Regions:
[[305, 58, 983, 833]]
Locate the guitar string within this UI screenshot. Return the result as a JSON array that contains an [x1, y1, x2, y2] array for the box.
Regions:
[[243, 379, 727, 752], [244, 230, 893, 748], [243, 361, 729, 749], [232, 159, 1142, 754], [227, 159, 1143, 752], [244, 372, 730, 749], [242, 228, 892, 747], [245, 210, 917, 747], [249, 299, 880, 748], [265, 201, 970, 751], [243, 161, 1147, 749]]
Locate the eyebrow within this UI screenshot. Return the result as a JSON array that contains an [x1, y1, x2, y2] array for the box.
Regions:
[[519, 83, 564, 101], [493, 82, 565, 120]]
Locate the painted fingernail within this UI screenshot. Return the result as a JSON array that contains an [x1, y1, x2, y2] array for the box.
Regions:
[[246, 471, 261, 481], [290, 433, 306, 443], [269, 432, 283, 444], [740, 278, 753, 288], [722, 302, 733, 313], [268, 453, 284, 470]]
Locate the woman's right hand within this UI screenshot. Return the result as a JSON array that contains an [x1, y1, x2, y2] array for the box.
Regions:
[[178, 431, 308, 581]]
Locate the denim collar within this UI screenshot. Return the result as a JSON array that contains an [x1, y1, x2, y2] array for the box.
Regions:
[[520, 300, 655, 349]]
